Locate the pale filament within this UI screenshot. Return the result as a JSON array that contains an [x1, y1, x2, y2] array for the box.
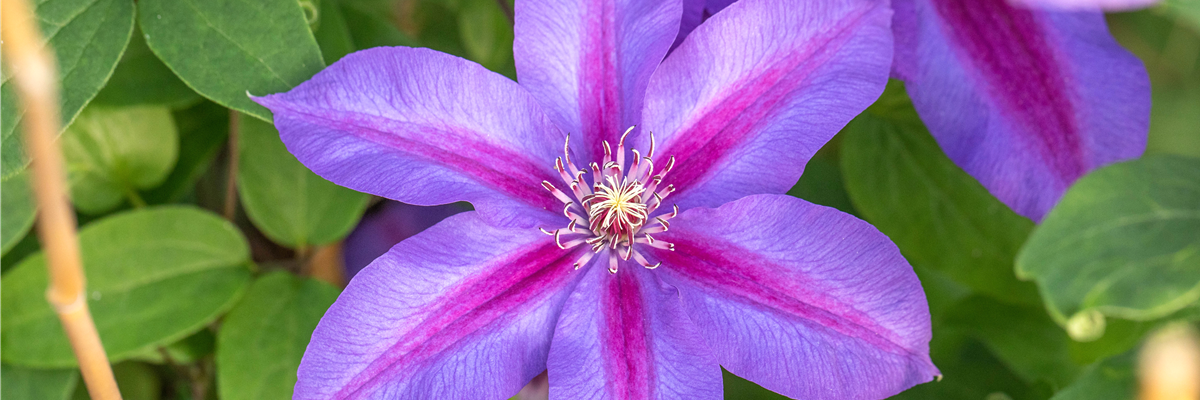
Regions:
[[540, 127, 679, 273]]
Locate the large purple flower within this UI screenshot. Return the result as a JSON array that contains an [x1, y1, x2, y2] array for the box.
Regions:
[[691, 0, 1150, 222], [257, 0, 938, 398]]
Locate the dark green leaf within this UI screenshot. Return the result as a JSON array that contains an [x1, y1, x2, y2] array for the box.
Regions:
[[141, 101, 230, 205], [338, 0, 418, 49], [1, 170, 36, 255], [457, 0, 515, 76], [93, 26, 200, 108], [1, 206, 252, 367], [313, 0, 357, 64], [0, 364, 78, 400], [943, 296, 1081, 389], [787, 144, 858, 217], [892, 331, 1049, 400], [69, 362, 163, 400], [1, 0, 135, 179], [128, 329, 215, 365], [1016, 155, 1200, 341], [216, 271, 340, 400], [62, 105, 178, 214], [840, 81, 1040, 305], [138, 0, 326, 121], [237, 114, 370, 248], [1048, 352, 1136, 400]]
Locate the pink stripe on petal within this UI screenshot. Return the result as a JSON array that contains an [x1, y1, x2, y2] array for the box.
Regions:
[[649, 195, 936, 399], [933, 0, 1084, 182], [295, 213, 587, 400], [641, 0, 893, 211], [600, 270, 654, 400]]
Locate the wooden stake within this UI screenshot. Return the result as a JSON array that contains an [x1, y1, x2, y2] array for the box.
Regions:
[[1, 0, 122, 398]]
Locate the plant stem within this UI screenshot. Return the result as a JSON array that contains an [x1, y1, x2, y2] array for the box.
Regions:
[[223, 110, 240, 221], [1, 0, 122, 399]]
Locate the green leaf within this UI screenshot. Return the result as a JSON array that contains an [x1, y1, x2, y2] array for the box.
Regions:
[[93, 26, 200, 108], [787, 144, 858, 217], [1, 0, 135, 180], [216, 271, 340, 400], [128, 329, 216, 365], [1016, 155, 1200, 340], [1, 170, 36, 255], [0, 206, 252, 367], [338, 0, 418, 49], [313, 0, 357, 64], [138, 0, 326, 121], [1048, 352, 1136, 400], [142, 101, 230, 205], [840, 81, 1040, 305], [0, 364, 78, 400], [1162, 0, 1200, 32], [892, 332, 1050, 400], [69, 362, 163, 400], [237, 114, 370, 248], [456, 0, 515, 76], [943, 296, 1081, 389], [62, 105, 179, 214]]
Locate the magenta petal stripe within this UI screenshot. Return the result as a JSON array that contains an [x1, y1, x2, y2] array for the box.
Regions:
[[651, 195, 937, 400], [548, 264, 722, 400], [254, 47, 567, 228], [641, 0, 893, 212], [294, 212, 587, 400], [514, 0, 681, 162], [893, 0, 1149, 220]]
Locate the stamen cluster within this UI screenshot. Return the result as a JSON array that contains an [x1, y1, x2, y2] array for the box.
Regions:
[[541, 127, 679, 273]]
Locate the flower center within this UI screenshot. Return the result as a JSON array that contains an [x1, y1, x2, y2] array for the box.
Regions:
[[540, 127, 678, 273]]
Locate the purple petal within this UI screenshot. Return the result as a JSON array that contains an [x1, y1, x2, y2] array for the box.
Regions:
[[641, 0, 893, 211], [547, 263, 722, 400], [1009, 0, 1158, 11], [342, 201, 468, 279], [513, 0, 682, 162], [651, 194, 938, 400], [892, 0, 1149, 221], [255, 47, 567, 228], [295, 212, 586, 400]]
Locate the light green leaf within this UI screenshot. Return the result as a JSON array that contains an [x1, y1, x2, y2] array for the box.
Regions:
[[216, 271, 340, 400], [1, 364, 78, 400], [1, 0, 135, 180], [237, 114, 369, 248], [1, 170, 36, 255], [1162, 0, 1200, 32], [93, 26, 200, 108], [138, 0, 326, 121], [840, 81, 1040, 305], [0, 206, 252, 367], [62, 105, 179, 214], [1016, 155, 1200, 340]]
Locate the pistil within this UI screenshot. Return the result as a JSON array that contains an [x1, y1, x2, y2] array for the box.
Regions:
[[541, 127, 678, 273]]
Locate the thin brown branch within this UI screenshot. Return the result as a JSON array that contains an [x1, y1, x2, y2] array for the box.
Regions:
[[1, 0, 122, 399], [223, 110, 240, 221]]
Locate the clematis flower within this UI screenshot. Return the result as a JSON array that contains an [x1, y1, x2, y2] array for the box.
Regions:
[[257, 0, 938, 398], [691, 0, 1150, 222]]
